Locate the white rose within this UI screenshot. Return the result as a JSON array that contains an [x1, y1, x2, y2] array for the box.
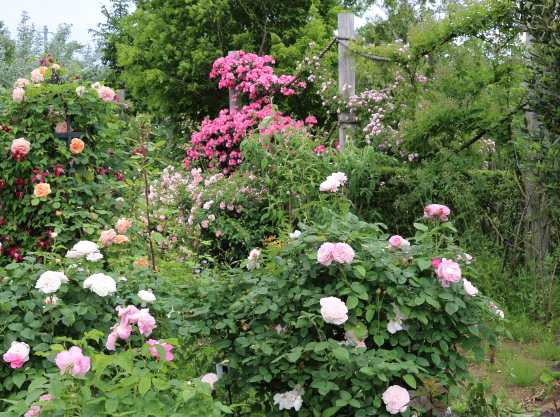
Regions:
[[246, 259, 260, 270], [6, 341, 30, 361], [65, 250, 83, 259], [86, 251, 103, 262], [319, 297, 348, 325], [289, 230, 301, 239], [462, 279, 478, 298], [76, 86, 86, 96], [90, 82, 101, 90], [50, 232, 58, 239], [138, 290, 156, 304], [83, 273, 116, 297], [72, 240, 99, 256], [35, 271, 68, 294]]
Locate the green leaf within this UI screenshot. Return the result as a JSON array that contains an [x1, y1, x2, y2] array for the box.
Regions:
[[12, 373, 26, 388], [403, 374, 416, 389], [359, 367, 375, 376], [417, 259, 432, 271], [152, 378, 170, 390], [314, 342, 329, 352], [354, 265, 366, 278], [28, 377, 48, 392], [374, 335, 384, 346], [346, 296, 359, 309], [322, 407, 341, 417], [332, 347, 350, 362], [105, 398, 118, 413], [116, 352, 132, 371], [413, 222, 428, 231], [445, 302, 458, 315]]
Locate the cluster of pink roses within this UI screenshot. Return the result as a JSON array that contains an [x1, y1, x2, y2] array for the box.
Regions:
[[424, 204, 451, 221], [317, 241, 355, 265], [106, 305, 157, 350], [99, 218, 131, 246], [24, 394, 54, 417]]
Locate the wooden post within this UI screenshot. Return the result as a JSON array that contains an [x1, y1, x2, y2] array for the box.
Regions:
[[523, 32, 549, 275], [228, 51, 239, 113], [338, 13, 355, 152], [116, 89, 126, 102]]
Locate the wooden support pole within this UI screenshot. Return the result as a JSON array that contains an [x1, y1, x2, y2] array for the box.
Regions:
[[338, 13, 355, 152], [228, 51, 239, 113]]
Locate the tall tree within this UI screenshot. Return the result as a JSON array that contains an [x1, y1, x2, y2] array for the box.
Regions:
[[115, 0, 347, 123]]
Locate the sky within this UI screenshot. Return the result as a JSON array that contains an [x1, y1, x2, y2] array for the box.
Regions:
[[1, 0, 113, 46]]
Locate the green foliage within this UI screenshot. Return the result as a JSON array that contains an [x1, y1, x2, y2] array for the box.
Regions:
[[180, 207, 502, 416]]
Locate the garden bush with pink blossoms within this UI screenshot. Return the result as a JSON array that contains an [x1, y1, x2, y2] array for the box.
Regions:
[[179, 187, 505, 416]]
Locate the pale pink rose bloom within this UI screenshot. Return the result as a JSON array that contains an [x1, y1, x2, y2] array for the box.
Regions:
[[457, 253, 473, 264], [12, 87, 26, 101], [201, 220, 209, 228], [216, 230, 222, 237], [30, 69, 44, 83], [462, 279, 478, 298], [97, 86, 116, 102], [55, 346, 91, 377], [201, 372, 219, 390], [115, 218, 131, 234], [2, 341, 30, 368], [55, 121, 67, 133], [332, 243, 355, 264], [436, 258, 462, 287], [319, 177, 340, 192], [116, 305, 140, 324], [423, 204, 451, 221], [24, 394, 53, 417], [14, 78, 30, 88], [99, 229, 117, 245], [382, 385, 410, 414], [320, 296, 348, 325], [11, 138, 31, 155], [388, 235, 404, 251], [147, 339, 174, 361], [137, 309, 157, 336], [317, 242, 335, 266], [51, 64, 61, 69], [328, 172, 348, 185], [106, 322, 132, 350]]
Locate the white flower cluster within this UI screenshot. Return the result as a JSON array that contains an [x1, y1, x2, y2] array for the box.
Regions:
[[387, 303, 408, 334], [246, 248, 261, 270], [274, 385, 304, 411], [83, 273, 116, 297], [66, 241, 103, 262], [35, 271, 68, 294]]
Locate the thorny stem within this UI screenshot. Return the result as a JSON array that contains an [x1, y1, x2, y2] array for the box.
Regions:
[[138, 123, 157, 275]]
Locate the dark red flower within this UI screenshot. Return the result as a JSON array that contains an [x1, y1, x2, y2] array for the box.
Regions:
[[15, 178, 27, 187], [113, 172, 123, 181], [1, 125, 11, 133], [0, 181, 7, 188]]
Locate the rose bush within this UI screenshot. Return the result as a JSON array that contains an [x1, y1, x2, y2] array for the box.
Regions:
[[0, 60, 129, 266], [177, 202, 504, 416]]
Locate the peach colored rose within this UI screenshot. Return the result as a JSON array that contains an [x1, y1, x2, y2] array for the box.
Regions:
[[69, 138, 85, 154], [13, 78, 30, 88], [55, 122, 68, 133], [114, 235, 129, 244], [12, 88, 25, 101], [115, 218, 131, 234], [38, 66, 47, 75], [50, 64, 61, 69], [34, 183, 51, 198], [30, 68, 44, 83], [11, 138, 31, 155], [134, 259, 149, 269], [97, 86, 116, 102], [99, 229, 117, 246]]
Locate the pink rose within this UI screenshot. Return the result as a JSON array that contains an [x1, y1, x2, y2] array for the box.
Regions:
[[436, 258, 461, 287], [328, 172, 348, 185], [147, 339, 174, 361], [317, 242, 335, 266], [97, 86, 116, 102], [423, 204, 451, 221], [319, 177, 340, 192], [320, 296, 348, 325], [332, 243, 355, 264], [201, 372, 219, 390], [55, 122, 68, 133], [136, 309, 157, 336], [457, 253, 473, 264], [12, 88, 26, 101], [462, 279, 478, 298], [30, 68, 44, 83], [388, 235, 410, 252], [24, 394, 53, 417], [11, 138, 31, 155], [201, 220, 209, 228], [2, 341, 30, 369], [216, 230, 222, 237], [55, 346, 91, 377], [14, 78, 30, 88], [106, 322, 132, 350], [99, 229, 117, 245], [116, 305, 140, 324], [431, 258, 441, 267], [382, 385, 410, 414]]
